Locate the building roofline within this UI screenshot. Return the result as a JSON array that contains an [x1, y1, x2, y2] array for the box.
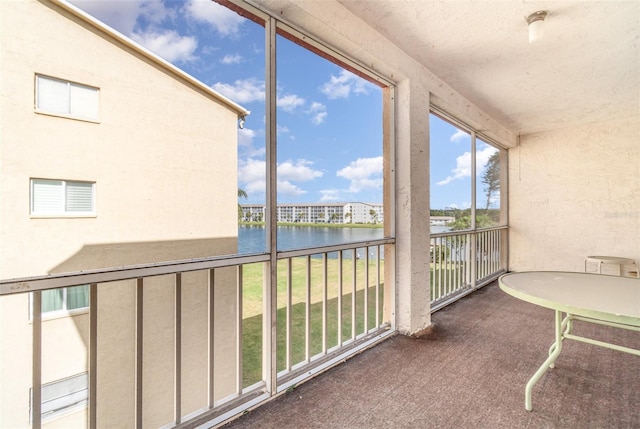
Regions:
[[51, 0, 250, 118]]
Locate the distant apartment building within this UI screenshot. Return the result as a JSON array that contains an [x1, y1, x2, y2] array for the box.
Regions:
[[0, 1, 247, 428], [430, 216, 455, 225], [241, 202, 384, 224]]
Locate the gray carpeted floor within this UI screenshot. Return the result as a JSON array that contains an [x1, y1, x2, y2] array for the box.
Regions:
[[222, 281, 640, 429]]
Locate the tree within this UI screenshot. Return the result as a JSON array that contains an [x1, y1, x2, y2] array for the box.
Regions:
[[449, 213, 493, 231], [238, 188, 248, 221], [369, 209, 378, 224], [345, 212, 352, 224], [482, 152, 500, 211]]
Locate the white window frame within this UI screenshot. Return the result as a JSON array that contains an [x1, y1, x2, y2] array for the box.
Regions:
[[35, 74, 100, 122], [31, 178, 96, 217]]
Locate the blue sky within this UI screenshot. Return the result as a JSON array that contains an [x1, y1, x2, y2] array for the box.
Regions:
[[69, 0, 496, 210]]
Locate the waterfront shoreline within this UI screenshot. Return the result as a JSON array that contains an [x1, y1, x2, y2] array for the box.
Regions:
[[239, 221, 383, 229]]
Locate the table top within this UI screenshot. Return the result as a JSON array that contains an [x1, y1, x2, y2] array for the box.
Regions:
[[499, 271, 640, 327]]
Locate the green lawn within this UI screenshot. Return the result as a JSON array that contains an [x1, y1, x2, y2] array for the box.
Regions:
[[430, 262, 470, 301], [237, 257, 470, 386], [240, 257, 385, 387]]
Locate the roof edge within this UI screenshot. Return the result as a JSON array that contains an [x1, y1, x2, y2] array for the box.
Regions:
[[51, 0, 250, 117]]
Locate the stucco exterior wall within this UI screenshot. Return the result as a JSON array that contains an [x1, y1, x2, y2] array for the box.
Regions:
[[509, 116, 640, 272], [0, 1, 242, 428], [1, 0, 239, 279]]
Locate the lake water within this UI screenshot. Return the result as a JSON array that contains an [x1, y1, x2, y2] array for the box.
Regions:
[[238, 224, 451, 254], [238, 225, 385, 254]]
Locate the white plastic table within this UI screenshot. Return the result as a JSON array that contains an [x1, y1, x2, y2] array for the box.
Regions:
[[499, 271, 640, 411]]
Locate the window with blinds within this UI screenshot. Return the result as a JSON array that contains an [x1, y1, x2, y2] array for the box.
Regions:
[[31, 179, 95, 216], [35, 75, 99, 121], [31, 372, 88, 422]]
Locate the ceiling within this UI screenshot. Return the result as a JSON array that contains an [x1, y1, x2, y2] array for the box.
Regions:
[[337, 1, 640, 135]]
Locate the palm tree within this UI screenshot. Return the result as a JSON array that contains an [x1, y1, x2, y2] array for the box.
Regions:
[[238, 188, 248, 221]]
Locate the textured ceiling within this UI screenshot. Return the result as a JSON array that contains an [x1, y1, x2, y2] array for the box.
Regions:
[[338, 0, 640, 135]]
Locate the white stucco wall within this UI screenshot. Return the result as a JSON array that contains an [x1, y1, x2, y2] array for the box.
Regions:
[[0, 1, 240, 279], [0, 2, 242, 428], [509, 116, 640, 272]]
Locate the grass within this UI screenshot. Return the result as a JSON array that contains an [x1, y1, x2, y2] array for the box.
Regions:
[[237, 255, 472, 386], [430, 262, 472, 301], [239, 256, 385, 387]]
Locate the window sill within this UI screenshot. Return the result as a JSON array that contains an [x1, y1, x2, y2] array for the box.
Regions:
[[31, 308, 90, 323], [34, 110, 100, 124], [30, 214, 96, 219]]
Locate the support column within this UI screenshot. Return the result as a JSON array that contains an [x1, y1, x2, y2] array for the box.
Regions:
[[394, 79, 431, 335]]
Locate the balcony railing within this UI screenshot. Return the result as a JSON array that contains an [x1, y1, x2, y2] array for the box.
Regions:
[[0, 238, 394, 429], [430, 226, 507, 311]]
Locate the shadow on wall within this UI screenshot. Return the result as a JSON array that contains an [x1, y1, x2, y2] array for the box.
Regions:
[[45, 237, 241, 427]]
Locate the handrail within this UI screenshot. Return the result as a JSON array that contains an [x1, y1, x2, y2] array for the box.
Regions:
[[430, 224, 507, 239], [430, 226, 507, 309], [0, 238, 395, 296]]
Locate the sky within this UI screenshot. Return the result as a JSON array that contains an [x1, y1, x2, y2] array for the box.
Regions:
[[68, 0, 498, 210]]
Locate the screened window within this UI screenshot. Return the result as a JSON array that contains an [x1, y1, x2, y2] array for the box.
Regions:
[[430, 111, 506, 231], [31, 179, 95, 216], [36, 75, 99, 121], [31, 372, 88, 422]]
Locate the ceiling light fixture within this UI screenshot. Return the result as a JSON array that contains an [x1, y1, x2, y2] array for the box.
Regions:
[[526, 11, 547, 43]]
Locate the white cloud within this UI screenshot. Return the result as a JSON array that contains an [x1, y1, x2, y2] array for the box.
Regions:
[[437, 151, 471, 185], [83, 0, 195, 65], [184, 0, 245, 37], [238, 128, 256, 147], [450, 130, 469, 142], [277, 181, 307, 197], [238, 158, 323, 198], [212, 78, 265, 104], [69, 0, 144, 35], [278, 125, 290, 135], [437, 146, 496, 185], [238, 128, 265, 158], [311, 111, 328, 125], [320, 189, 342, 202], [238, 158, 266, 195], [336, 156, 383, 192], [131, 30, 197, 63], [140, 1, 176, 24], [307, 102, 327, 125], [278, 159, 323, 182], [221, 53, 243, 64], [278, 94, 305, 113], [476, 146, 497, 174], [320, 70, 370, 100]]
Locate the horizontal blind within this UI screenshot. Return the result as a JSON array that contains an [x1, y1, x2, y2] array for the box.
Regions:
[[40, 372, 88, 416], [66, 181, 94, 212], [36, 76, 69, 115], [32, 179, 64, 214], [69, 83, 99, 120]]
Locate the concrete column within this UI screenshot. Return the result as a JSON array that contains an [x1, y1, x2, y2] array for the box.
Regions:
[[394, 79, 431, 335]]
